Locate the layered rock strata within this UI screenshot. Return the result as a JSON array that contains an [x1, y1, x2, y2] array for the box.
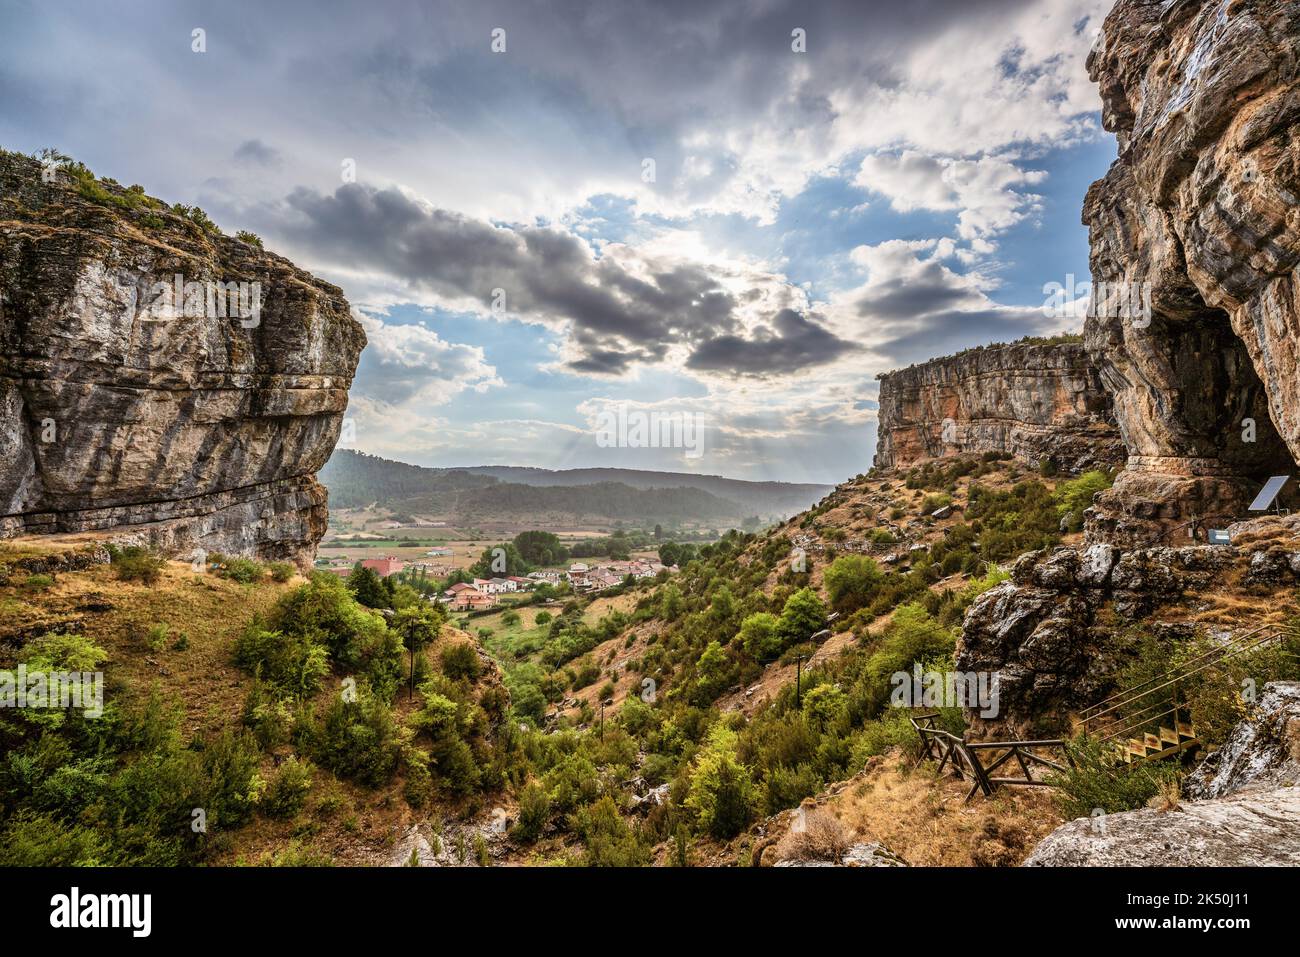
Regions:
[[873, 341, 1122, 474], [0, 151, 365, 565], [1082, 0, 1300, 544]]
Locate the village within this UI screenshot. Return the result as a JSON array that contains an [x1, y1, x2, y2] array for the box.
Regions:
[[317, 554, 674, 611]]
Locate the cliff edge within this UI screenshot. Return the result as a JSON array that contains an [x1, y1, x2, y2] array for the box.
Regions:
[[0, 150, 365, 565]]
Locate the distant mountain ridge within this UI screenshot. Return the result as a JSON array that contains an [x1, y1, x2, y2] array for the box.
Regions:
[[454, 465, 832, 516], [318, 450, 833, 523]]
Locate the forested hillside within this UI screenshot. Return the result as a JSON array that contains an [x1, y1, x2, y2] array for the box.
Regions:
[[319, 450, 820, 524]]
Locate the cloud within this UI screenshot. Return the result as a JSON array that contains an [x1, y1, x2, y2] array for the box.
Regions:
[[835, 238, 1074, 365], [261, 181, 848, 379], [686, 308, 857, 376], [233, 139, 281, 168], [352, 312, 502, 406], [855, 151, 1047, 240]]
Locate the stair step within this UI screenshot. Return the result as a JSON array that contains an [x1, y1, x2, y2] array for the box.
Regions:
[[1176, 721, 1196, 738], [1144, 733, 1162, 751], [1158, 726, 1180, 746]]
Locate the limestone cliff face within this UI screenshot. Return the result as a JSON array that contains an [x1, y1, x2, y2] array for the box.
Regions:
[[0, 151, 365, 565], [1083, 0, 1300, 543], [873, 341, 1122, 474]]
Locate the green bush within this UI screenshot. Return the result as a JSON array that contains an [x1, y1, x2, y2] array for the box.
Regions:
[[684, 726, 756, 839], [1050, 736, 1181, 817], [111, 545, 166, 584], [440, 642, 482, 681], [778, 587, 827, 645], [219, 557, 264, 584], [575, 795, 651, 866], [298, 688, 402, 786], [235, 627, 330, 696], [268, 561, 296, 583], [739, 612, 782, 662], [511, 781, 552, 843], [261, 756, 315, 818], [823, 554, 883, 614]]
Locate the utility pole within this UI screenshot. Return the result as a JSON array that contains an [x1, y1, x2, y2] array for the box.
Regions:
[[794, 653, 809, 709]]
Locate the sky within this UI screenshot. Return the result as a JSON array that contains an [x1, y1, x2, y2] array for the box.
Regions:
[[0, 0, 1116, 484]]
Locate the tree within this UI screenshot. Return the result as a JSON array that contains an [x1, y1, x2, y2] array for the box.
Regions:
[[513, 530, 569, 567], [659, 583, 685, 620], [823, 554, 884, 614], [709, 584, 736, 624], [685, 727, 756, 839], [693, 640, 731, 703], [347, 564, 389, 609], [738, 612, 782, 662], [393, 605, 442, 700], [778, 587, 827, 645], [469, 542, 530, 578], [802, 683, 847, 730]]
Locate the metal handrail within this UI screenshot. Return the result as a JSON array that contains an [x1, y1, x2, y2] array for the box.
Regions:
[[1079, 623, 1275, 721]]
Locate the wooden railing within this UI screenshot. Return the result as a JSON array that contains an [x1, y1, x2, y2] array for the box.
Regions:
[[910, 714, 1074, 802]]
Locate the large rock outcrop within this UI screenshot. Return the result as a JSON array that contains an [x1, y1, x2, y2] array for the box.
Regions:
[[0, 151, 365, 565], [1026, 682, 1300, 866], [956, 542, 1248, 737], [873, 341, 1122, 474], [1083, 0, 1300, 544]]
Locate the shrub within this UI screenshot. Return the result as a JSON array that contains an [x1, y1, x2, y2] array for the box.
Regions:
[[111, 546, 166, 584], [219, 558, 264, 584], [684, 727, 757, 839], [535, 611, 552, 625], [920, 493, 953, 515], [776, 808, 851, 863], [739, 612, 782, 662], [440, 642, 482, 681], [511, 781, 552, 843], [298, 688, 402, 786], [778, 587, 827, 645], [268, 561, 295, 583], [235, 627, 330, 696], [267, 574, 398, 690], [260, 756, 314, 818], [823, 554, 883, 614], [1050, 736, 1181, 817], [575, 795, 650, 867]]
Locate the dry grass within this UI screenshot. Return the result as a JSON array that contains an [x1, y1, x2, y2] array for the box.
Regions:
[[735, 752, 1064, 867], [774, 806, 853, 862]]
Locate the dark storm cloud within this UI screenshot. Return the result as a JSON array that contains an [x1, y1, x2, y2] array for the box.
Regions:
[[854, 262, 973, 321], [233, 139, 282, 168], [271, 181, 845, 376], [686, 308, 857, 376]]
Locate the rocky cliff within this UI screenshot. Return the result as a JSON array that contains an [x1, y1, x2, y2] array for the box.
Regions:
[[873, 340, 1122, 473], [1083, 0, 1300, 544], [0, 150, 365, 565]]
